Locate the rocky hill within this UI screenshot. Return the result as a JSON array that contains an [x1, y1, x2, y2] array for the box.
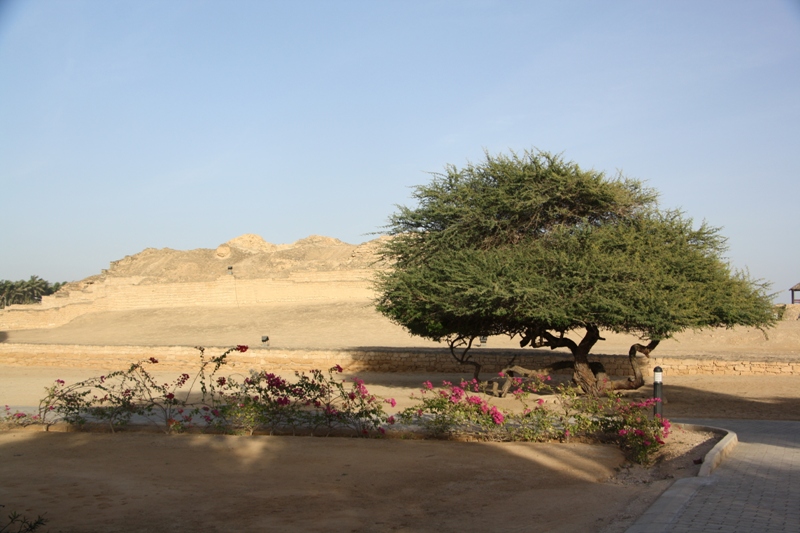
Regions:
[[60, 234, 388, 291]]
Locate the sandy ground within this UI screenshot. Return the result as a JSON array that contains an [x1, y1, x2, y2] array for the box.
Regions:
[[2, 301, 798, 532], [1, 427, 711, 533]]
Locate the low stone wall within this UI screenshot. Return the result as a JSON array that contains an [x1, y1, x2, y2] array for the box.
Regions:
[[1, 343, 798, 377]]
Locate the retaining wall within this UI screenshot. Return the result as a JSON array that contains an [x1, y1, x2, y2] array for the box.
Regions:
[[1, 343, 798, 377]]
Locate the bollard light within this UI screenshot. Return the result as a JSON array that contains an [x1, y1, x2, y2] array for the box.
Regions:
[[261, 335, 270, 347], [653, 366, 663, 418], [479, 336, 488, 346]]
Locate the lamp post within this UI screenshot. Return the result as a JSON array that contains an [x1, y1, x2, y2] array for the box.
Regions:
[[653, 366, 663, 417]]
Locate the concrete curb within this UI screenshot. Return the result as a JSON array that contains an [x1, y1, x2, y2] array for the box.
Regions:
[[625, 423, 738, 533], [677, 423, 738, 477]]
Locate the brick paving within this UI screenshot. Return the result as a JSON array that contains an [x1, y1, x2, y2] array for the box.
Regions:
[[628, 419, 800, 533]]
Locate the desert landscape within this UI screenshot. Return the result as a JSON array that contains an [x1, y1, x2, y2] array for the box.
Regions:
[[2, 234, 799, 532]]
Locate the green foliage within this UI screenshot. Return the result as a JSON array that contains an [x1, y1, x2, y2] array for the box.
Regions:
[[401, 376, 671, 464], [0, 507, 47, 533], [376, 149, 775, 384], [0, 276, 66, 308]]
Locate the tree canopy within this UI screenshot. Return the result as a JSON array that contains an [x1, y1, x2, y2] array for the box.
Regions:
[[375, 150, 774, 394], [0, 276, 66, 309]]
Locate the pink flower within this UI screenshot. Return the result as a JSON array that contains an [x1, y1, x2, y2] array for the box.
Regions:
[[378, 427, 386, 435], [387, 416, 396, 425], [385, 398, 397, 408], [55, 379, 65, 385], [618, 429, 628, 436], [489, 407, 504, 425], [498, 372, 505, 377], [423, 381, 433, 390], [536, 399, 544, 405]]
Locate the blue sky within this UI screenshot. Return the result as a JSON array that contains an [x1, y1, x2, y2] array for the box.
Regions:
[[1, 1, 798, 302]]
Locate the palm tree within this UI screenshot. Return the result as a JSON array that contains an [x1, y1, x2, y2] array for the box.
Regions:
[[0, 276, 66, 308]]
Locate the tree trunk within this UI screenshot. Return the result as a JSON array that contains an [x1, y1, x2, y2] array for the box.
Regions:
[[447, 336, 482, 381], [572, 350, 603, 396], [570, 324, 604, 396]]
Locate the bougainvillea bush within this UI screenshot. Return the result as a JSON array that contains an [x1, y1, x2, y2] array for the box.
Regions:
[[22, 347, 669, 463], [37, 346, 394, 437], [401, 374, 671, 464]]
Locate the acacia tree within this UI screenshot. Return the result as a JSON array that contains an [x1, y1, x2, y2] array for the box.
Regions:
[[375, 150, 774, 395]]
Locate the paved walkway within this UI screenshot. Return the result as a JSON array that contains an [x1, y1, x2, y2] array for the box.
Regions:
[[628, 419, 800, 533]]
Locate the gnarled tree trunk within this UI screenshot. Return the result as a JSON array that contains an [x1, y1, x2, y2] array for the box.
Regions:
[[515, 325, 660, 396]]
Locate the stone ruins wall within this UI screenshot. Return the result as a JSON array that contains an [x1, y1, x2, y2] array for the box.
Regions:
[[0, 271, 373, 330], [1, 343, 798, 377]]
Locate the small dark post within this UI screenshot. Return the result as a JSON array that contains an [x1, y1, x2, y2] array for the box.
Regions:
[[653, 366, 663, 417]]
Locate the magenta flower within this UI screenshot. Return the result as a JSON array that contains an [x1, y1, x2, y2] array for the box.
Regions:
[[333, 364, 343, 373], [423, 381, 433, 390], [385, 398, 397, 408], [235, 345, 249, 352], [387, 416, 396, 425]]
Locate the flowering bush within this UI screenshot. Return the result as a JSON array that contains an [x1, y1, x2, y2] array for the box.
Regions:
[[33, 347, 394, 438], [403, 373, 671, 464], [603, 397, 671, 465], [18, 348, 669, 463], [399, 378, 508, 438], [2, 405, 42, 427], [38, 346, 247, 433]]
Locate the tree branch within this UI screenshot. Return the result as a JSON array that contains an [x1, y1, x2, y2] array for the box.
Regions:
[[446, 335, 482, 381]]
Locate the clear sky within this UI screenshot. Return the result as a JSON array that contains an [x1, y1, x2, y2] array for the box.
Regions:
[[1, 1, 798, 302]]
